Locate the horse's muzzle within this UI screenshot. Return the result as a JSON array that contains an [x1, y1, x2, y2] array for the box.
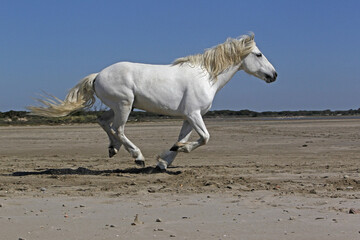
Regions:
[[265, 71, 277, 83]]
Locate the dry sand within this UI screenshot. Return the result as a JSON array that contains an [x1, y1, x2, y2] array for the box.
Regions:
[[0, 118, 359, 239]]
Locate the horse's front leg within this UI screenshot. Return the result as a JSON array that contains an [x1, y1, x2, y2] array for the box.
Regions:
[[157, 120, 193, 170], [157, 113, 209, 170], [171, 112, 210, 153]]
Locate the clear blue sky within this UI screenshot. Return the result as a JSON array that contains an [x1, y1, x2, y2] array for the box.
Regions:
[[1, 0, 359, 112]]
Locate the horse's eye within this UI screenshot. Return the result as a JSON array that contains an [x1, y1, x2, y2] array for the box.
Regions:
[[255, 53, 262, 58]]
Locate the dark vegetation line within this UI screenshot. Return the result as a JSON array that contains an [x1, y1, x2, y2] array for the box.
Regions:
[[1, 109, 360, 126]]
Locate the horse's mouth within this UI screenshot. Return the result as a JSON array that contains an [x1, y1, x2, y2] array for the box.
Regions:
[[265, 77, 276, 83]]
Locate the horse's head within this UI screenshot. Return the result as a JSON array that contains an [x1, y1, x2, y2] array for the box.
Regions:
[[240, 45, 277, 83]]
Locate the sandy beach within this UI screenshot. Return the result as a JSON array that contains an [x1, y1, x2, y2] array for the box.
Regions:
[[1, 118, 359, 239]]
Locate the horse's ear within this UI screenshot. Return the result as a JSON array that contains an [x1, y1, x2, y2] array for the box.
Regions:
[[248, 32, 255, 40]]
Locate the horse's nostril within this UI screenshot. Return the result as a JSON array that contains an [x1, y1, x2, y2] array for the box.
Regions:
[[265, 74, 272, 79], [274, 72, 278, 79]]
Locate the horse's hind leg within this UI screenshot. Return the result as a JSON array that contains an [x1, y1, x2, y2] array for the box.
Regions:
[[97, 109, 122, 158], [111, 102, 146, 167]]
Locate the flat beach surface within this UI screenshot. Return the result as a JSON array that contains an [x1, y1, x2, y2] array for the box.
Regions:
[[0, 118, 359, 239]]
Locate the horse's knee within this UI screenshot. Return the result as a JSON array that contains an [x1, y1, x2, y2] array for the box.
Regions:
[[118, 132, 128, 143], [202, 133, 210, 145]]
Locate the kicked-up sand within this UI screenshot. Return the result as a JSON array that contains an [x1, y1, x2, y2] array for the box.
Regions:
[[0, 118, 359, 239]]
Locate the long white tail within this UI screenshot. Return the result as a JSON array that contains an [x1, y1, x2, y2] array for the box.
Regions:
[[27, 73, 98, 117]]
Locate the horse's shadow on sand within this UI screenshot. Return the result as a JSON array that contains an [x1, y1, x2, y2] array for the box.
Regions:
[[11, 166, 182, 177]]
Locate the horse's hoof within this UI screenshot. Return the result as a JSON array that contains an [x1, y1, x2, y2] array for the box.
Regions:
[[156, 158, 168, 170], [154, 166, 166, 173], [108, 147, 118, 158], [170, 145, 179, 151], [135, 160, 145, 168]]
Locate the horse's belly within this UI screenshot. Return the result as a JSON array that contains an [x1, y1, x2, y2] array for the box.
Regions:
[[133, 94, 183, 117]]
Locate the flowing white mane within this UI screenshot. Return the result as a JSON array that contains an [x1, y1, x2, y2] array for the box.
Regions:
[[173, 34, 255, 79]]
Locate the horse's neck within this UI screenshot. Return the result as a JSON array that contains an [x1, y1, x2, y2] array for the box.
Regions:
[[212, 64, 241, 93]]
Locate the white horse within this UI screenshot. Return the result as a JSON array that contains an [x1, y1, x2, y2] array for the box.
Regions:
[[28, 34, 277, 170]]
